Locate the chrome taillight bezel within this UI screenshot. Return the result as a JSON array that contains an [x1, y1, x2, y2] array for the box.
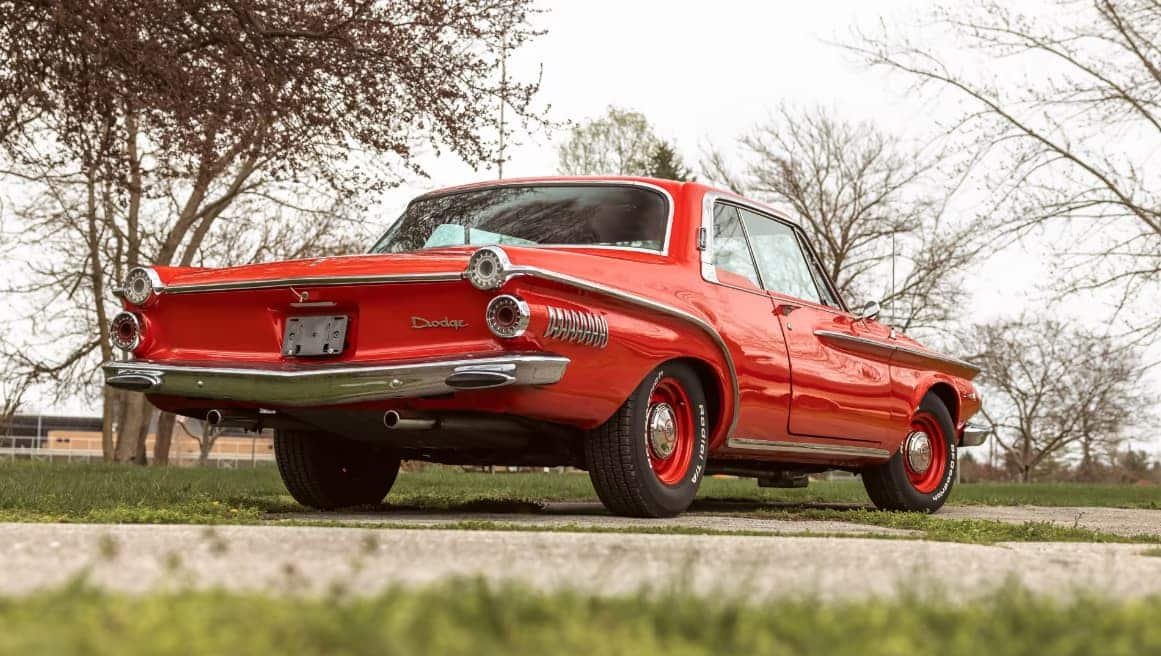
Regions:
[[485, 294, 530, 339], [110, 311, 142, 352], [122, 266, 161, 306], [465, 246, 510, 291]]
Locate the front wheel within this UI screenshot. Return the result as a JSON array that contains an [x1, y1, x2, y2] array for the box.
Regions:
[[585, 362, 710, 518], [862, 393, 957, 513], [274, 430, 401, 510]]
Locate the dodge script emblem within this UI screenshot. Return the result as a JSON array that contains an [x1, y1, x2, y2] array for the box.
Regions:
[[411, 316, 468, 330]]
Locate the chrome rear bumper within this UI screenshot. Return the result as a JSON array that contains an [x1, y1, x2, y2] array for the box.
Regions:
[[101, 354, 569, 407], [960, 422, 991, 447]]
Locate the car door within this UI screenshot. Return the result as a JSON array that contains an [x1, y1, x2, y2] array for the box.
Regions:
[[734, 206, 903, 445], [699, 202, 794, 444]]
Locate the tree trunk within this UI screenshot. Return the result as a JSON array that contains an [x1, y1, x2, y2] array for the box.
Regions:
[[153, 411, 176, 466], [198, 420, 217, 466], [100, 388, 116, 462], [198, 438, 213, 465], [114, 391, 149, 463]]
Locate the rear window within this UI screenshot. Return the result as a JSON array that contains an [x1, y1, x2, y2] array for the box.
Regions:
[[371, 184, 670, 253]]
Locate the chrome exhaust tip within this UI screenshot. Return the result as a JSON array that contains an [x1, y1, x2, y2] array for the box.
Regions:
[[205, 409, 260, 431], [383, 410, 438, 431]]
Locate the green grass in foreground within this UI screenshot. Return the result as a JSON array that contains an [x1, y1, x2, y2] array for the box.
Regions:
[[1, 580, 1160, 655], [0, 462, 1157, 544]]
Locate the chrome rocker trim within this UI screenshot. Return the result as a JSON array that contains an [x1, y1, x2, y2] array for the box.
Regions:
[[960, 422, 991, 447], [101, 354, 570, 407], [727, 437, 891, 460]]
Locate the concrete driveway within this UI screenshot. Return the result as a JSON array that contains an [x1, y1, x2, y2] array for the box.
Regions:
[[3, 520, 1161, 600]]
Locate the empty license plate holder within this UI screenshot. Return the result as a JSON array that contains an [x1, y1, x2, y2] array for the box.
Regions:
[[283, 315, 348, 357]]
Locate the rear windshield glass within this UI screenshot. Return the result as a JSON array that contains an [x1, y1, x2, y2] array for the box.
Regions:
[[370, 184, 669, 253]]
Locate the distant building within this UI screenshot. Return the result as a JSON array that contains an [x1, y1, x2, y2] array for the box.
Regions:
[[1, 414, 273, 466]]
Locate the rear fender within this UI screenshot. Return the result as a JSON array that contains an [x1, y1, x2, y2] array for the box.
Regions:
[[496, 275, 735, 441]]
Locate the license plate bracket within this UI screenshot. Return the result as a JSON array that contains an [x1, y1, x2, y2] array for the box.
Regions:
[[283, 315, 348, 357]]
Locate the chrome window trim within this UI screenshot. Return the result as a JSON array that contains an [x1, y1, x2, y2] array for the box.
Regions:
[[814, 329, 982, 378], [375, 180, 676, 257], [699, 191, 848, 312], [727, 437, 891, 459], [499, 262, 742, 438]]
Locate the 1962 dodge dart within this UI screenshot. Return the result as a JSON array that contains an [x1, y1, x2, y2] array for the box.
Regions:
[[103, 177, 988, 517]]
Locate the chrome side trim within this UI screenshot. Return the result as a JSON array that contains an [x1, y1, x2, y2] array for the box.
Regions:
[[501, 264, 741, 437], [160, 272, 463, 295], [101, 354, 569, 407], [960, 422, 991, 447], [727, 437, 891, 459], [814, 329, 982, 379]]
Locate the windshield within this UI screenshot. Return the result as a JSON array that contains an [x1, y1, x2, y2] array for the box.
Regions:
[[371, 184, 670, 253]]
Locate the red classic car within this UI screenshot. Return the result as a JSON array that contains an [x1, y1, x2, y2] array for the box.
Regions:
[[103, 177, 988, 517]]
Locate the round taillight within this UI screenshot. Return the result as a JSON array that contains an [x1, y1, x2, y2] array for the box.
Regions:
[[110, 312, 142, 351], [485, 294, 530, 339], [465, 246, 509, 290], [122, 267, 159, 306]]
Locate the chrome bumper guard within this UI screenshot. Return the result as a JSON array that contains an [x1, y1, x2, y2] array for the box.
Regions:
[[101, 354, 570, 407], [960, 422, 990, 447]]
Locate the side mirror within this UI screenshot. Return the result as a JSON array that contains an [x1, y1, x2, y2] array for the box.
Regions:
[[853, 300, 881, 321]]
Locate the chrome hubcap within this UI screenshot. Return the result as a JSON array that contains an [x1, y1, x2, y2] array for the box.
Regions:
[[905, 431, 933, 474], [647, 403, 678, 459]]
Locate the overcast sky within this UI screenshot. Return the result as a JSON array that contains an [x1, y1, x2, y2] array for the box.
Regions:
[[14, 1, 1158, 451], [376, 0, 1047, 321]]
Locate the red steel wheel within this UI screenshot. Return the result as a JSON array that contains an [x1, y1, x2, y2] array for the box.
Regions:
[[645, 376, 695, 486], [585, 362, 709, 518], [902, 410, 949, 494], [863, 393, 958, 513]]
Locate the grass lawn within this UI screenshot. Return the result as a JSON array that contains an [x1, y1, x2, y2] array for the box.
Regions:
[[0, 461, 1157, 543], [2, 580, 1160, 655]]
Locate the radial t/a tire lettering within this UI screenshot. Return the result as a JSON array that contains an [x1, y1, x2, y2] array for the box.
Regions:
[[584, 362, 709, 518]]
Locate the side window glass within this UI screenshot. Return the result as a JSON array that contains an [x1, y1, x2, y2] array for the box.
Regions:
[[711, 204, 762, 290], [737, 208, 822, 304], [797, 235, 841, 308]]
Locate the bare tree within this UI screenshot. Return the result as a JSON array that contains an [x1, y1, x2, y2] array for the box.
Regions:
[[557, 107, 660, 176], [702, 105, 984, 331], [850, 0, 1161, 340], [964, 318, 1148, 482], [176, 417, 223, 466], [0, 0, 543, 464]]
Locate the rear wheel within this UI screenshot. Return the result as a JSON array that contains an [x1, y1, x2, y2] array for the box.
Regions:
[[585, 362, 709, 518], [274, 430, 401, 510], [862, 393, 957, 513]]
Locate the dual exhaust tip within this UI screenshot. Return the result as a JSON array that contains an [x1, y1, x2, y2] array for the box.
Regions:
[[204, 408, 439, 432], [383, 410, 437, 431]]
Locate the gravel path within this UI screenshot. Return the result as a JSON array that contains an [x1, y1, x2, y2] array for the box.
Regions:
[[941, 505, 1161, 538], [283, 501, 1161, 538], [3, 522, 1161, 600]]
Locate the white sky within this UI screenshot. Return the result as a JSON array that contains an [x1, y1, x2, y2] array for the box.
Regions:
[[376, 0, 1044, 320]]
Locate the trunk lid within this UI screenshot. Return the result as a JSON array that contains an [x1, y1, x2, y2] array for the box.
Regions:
[[140, 249, 499, 364]]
